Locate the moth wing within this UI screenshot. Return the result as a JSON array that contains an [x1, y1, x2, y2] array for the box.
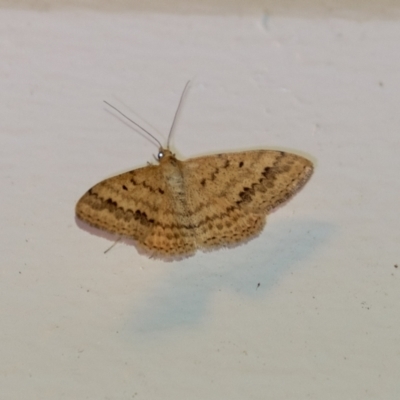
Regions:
[[76, 164, 196, 256], [182, 150, 313, 248]]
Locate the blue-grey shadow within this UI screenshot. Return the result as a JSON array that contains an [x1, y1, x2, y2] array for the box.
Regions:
[[124, 218, 334, 335]]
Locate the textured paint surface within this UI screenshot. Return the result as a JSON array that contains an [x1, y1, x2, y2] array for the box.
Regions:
[[2, 8, 400, 400]]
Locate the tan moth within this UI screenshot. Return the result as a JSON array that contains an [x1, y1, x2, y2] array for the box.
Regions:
[[76, 83, 313, 258]]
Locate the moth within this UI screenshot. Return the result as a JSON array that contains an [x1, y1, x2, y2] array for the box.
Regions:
[[76, 83, 313, 258]]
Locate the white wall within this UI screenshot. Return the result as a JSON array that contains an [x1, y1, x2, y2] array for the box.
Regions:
[[1, 3, 400, 399]]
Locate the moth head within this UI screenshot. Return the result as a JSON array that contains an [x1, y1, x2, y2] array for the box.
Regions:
[[158, 148, 175, 162], [157, 149, 165, 160]]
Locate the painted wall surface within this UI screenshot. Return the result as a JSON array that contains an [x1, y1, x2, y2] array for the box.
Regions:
[[1, 3, 399, 399]]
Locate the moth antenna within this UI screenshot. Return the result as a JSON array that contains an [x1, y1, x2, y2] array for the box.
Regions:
[[167, 80, 191, 150], [103, 101, 163, 149]]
